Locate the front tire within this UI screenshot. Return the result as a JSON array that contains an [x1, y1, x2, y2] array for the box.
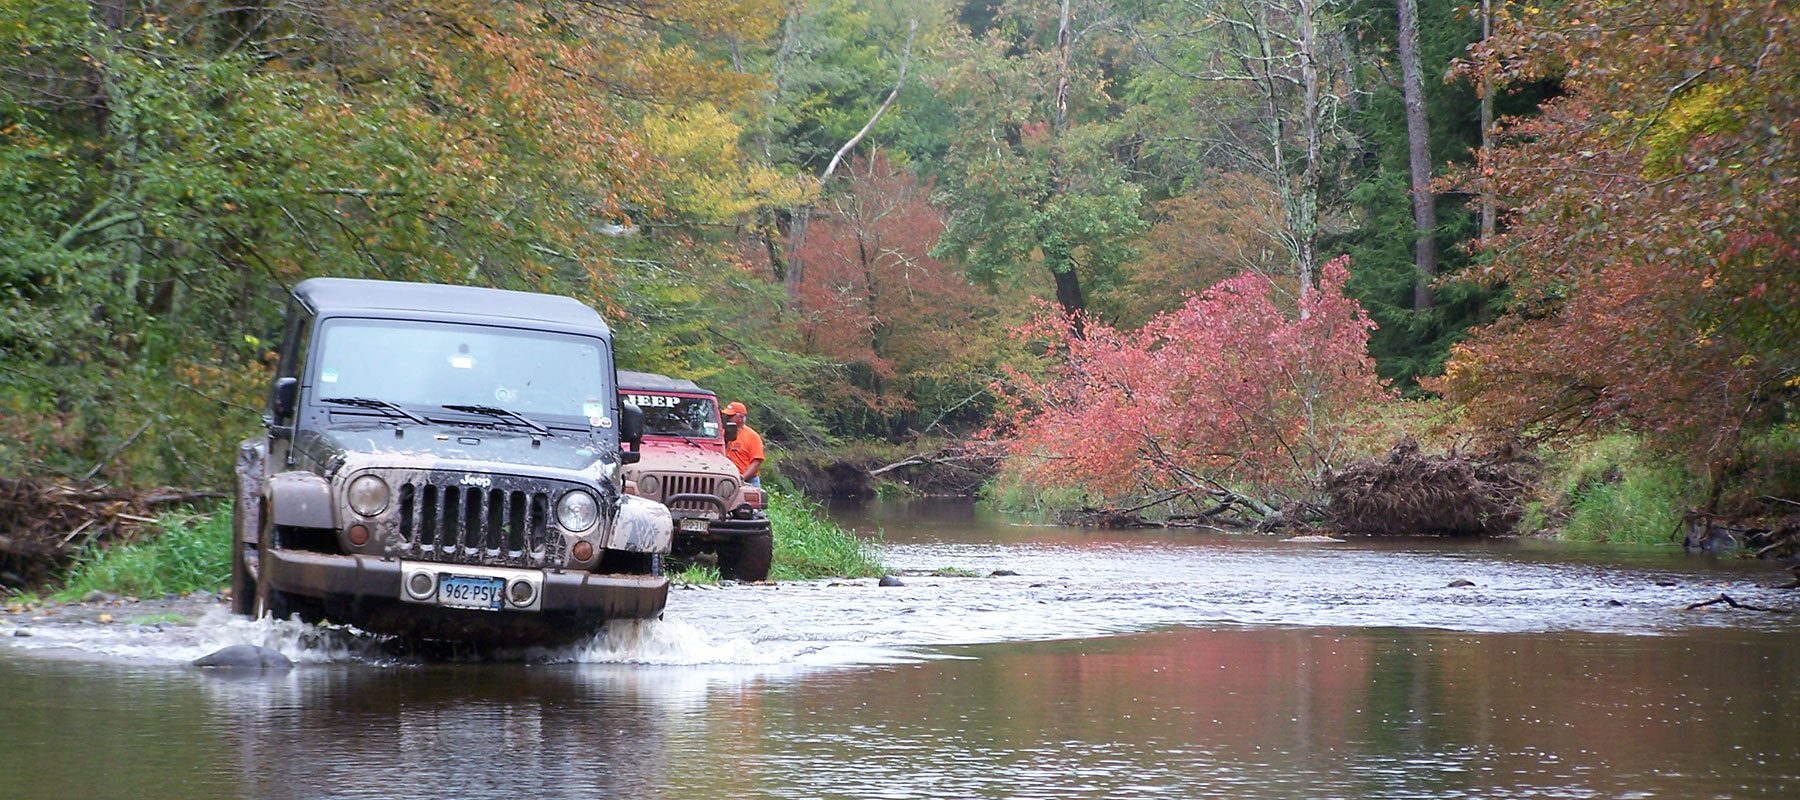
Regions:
[[229, 500, 257, 616], [720, 532, 773, 582]]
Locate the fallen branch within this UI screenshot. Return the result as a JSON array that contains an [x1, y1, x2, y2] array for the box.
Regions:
[[81, 418, 154, 482], [1685, 593, 1790, 613]]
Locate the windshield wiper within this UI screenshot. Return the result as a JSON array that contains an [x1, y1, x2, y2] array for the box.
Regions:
[[440, 404, 551, 437], [319, 396, 431, 425]]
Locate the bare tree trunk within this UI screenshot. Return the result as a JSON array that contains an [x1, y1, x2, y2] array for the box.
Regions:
[[1478, 0, 1496, 241], [1396, 0, 1437, 310], [755, 0, 807, 289], [1295, 0, 1323, 313], [1046, 0, 1086, 331]]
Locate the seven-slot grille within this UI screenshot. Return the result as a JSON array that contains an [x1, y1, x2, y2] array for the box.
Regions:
[[394, 476, 561, 567], [654, 473, 728, 513]]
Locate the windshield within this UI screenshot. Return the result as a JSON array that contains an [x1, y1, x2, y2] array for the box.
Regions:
[[622, 392, 719, 439], [311, 318, 613, 425]]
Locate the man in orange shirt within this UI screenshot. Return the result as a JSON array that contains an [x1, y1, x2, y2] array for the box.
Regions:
[[721, 401, 764, 487]]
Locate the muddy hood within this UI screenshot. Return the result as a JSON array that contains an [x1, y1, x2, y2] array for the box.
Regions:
[[301, 423, 620, 477]]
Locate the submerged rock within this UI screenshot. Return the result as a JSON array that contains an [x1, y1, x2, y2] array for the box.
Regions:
[[1448, 579, 1476, 588], [878, 575, 904, 587], [988, 569, 1020, 577], [192, 644, 293, 670]]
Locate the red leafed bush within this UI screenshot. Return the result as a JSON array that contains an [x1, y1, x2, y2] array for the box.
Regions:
[[996, 256, 1391, 505]]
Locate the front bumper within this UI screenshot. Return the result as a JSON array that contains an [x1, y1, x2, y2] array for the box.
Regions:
[[670, 513, 771, 543], [262, 548, 668, 619]]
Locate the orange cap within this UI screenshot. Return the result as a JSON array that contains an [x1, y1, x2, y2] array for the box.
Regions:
[[722, 401, 747, 416]]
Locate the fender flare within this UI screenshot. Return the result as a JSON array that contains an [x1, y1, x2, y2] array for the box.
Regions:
[[264, 471, 336, 530], [607, 494, 672, 553]]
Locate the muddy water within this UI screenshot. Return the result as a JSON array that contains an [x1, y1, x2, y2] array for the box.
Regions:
[[4, 499, 1799, 799]]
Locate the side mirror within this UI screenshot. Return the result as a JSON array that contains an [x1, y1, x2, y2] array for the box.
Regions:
[[619, 402, 643, 464], [271, 377, 298, 420]]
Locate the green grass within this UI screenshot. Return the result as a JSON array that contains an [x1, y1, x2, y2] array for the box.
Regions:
[[3, 591, 44, 609], [1561, 461, 1691, 545], [130, 612, 189, 625], [1538, 435, 1696, 545], [671, 563, 721, 586], [767, 492, 885, 580], [51, 506, 231, 602], [980, 470, 1094, 516]]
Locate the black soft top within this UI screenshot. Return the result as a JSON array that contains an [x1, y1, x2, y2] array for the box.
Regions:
[[292, 278, 611, 337], [618, 370, 712, 396]]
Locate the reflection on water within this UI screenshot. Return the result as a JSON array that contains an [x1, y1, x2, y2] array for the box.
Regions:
[[3, 626, 1798, 798], [3, 499, 1798, 798]]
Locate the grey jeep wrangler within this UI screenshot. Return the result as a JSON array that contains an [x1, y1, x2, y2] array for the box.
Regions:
[[232, 278, 672, 644]]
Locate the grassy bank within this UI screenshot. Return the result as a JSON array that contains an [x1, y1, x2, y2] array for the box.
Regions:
[[767, 492, 885, 581], [50, 506, 231, 601]]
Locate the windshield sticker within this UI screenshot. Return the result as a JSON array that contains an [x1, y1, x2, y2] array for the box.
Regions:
[[494, 387, 514, 403], [320, 369, 339, 383], [583, 402, 607, 419], [596, 417, 613, 428], [450, 355, 474, 369]]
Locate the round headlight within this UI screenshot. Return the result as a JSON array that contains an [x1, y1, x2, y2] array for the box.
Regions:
[[557, 490, 598, 532], [716, 477, 737, 497], [639, 475, 660, 496], [348, 475, 390, 517]]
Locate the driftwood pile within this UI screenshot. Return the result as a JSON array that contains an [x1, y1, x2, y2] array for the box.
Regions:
[[1323, 437, 1541, 536], [0, 477, 219, 590]]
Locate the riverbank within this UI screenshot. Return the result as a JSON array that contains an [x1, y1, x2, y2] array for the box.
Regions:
[[981, 426, 1800, 557]]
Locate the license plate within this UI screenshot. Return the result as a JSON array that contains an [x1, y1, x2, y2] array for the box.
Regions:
[[438, 574, 506, 611], [679, 518, 710, 533]]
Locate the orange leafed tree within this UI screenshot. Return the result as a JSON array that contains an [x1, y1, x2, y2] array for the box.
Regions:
[[792, 154, 988, 429]]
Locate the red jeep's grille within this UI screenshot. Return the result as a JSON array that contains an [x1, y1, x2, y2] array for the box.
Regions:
[[652, 473, 728, 513], [395, 480, 555, 567]]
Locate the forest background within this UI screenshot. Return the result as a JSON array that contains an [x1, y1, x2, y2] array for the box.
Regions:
[[2, 0, 1795, 540]]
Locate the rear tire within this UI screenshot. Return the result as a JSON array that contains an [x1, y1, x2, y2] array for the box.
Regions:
[[720, 532, 773, 582]]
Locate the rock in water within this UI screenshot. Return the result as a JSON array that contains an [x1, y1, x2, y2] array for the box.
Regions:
[[192, 644, 294, 670], [878, 575, 904, 587], [1448, 579, 1476, 588]]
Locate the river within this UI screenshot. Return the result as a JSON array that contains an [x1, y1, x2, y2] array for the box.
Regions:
[[3, 498, 1798, 798]]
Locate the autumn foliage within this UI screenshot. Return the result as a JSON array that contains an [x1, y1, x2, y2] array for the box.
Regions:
[[998, 257, 1389, 506], [792, 155, 992, 430], [1436, 0, 1800, 489]]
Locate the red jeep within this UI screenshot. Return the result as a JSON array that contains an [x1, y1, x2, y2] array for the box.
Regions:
[[618, 371, 773, 580]]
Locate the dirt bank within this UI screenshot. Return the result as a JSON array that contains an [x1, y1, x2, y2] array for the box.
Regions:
[[774, 441, 1000, 499]]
